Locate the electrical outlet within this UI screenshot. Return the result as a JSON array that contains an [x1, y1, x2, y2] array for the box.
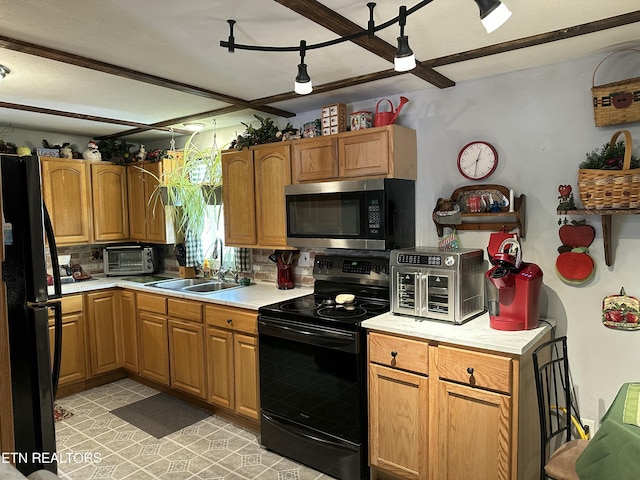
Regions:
[[298, 252, 311, 267], [581, 418, 597, 438]]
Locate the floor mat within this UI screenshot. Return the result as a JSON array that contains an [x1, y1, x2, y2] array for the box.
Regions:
[[110, 393, 210, 438], [53, 403, 73, 422]]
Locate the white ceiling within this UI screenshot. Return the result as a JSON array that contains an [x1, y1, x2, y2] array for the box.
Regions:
[[0, 0, 638, 143]]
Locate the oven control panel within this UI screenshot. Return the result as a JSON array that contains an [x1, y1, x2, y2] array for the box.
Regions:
[[313, 254, 390, 283]]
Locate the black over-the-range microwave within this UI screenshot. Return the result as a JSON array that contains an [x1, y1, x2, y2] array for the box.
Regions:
[[284, 178, 415, 250]]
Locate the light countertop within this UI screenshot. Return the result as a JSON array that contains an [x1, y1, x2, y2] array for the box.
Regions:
[[53, 275, 312, 311], [57, 276, 553, 354], [361, 312, 555, 355]]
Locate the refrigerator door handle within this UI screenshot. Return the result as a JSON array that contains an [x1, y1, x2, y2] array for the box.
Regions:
[[42, 194, 63, 398], [42, 204, 62, 300]]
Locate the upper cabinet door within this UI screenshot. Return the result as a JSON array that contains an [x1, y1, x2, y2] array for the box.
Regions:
[[41, 158, 92, 245], [338, 128, 391, 178], [254, 144, 291, 248], [222, 149, 256, 246], [91, 164, 129, 242], [127, 164, 147, 241], [291, 137, 338, 183]]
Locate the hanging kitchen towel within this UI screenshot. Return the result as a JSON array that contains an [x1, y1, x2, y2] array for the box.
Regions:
[[185, 229, 203, 267], [234, 248, 251, 272], [623, 383, 640, 427]]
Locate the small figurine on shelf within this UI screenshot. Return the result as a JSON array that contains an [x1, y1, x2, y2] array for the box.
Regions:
[[557, 184, 576, 211], [82, 141, 101, 160], [135, 144, 147, 162]]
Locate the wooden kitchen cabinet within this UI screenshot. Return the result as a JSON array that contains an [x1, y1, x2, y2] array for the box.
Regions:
[[41, 158, 92, 245], [368, 332, 430, 480], [291, 136, 338, 183], [222, 144, 291, 248], [137, 293, 170, 386], [85, 290, 121, 376], [91, 164, 129, 242], [127, 161, 175, 244], [48, 295, 86, 386], [168, 298, 205, 399], [118, 290, 138, 373], [369, 333, 544, 480], [291, 125, 417, 183], [205, 304, 259, 419]]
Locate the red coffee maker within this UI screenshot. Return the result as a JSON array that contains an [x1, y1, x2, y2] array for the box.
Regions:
[[485, 238, 543, 331]]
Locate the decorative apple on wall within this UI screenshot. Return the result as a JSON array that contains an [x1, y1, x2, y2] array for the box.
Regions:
[[556, 219, 596, 285]]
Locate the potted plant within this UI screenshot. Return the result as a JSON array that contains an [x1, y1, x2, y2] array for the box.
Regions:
[[140, 131, 223, 239]]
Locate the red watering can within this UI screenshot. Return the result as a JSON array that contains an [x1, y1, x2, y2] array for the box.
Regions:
[[374, 96, 409, 127]]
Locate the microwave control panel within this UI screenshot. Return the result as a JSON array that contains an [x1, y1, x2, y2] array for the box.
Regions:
[[368, 199, 381, 233]]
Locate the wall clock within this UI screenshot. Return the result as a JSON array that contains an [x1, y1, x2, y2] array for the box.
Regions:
[[457, 141, 498, 180]]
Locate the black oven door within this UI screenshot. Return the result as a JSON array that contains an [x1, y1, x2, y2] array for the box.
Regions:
[[258, 316, 368, 480]]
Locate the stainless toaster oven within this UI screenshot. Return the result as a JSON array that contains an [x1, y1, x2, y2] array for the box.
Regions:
[[390, 247, 485, 324], [103, 245, 155, 276]]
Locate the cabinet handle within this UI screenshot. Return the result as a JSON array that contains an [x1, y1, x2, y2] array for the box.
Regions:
[[467, 367, 474, 375], [391, 351, 398, 358], [227, 318, 233, 324]]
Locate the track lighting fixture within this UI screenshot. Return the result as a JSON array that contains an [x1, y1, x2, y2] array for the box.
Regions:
[[0, 64, 10, 82], [294, 41, 312, 95], [221, 1, 512, 94], [394, 6, 416, 72], [474, 0, 512, 33]]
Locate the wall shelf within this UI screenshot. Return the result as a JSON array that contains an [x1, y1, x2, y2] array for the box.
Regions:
[[557, 208, 640, 266], [433, 184, 526, 238]]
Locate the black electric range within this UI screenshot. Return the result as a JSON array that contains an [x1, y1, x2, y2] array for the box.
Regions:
[[257, 252, 390, 480]]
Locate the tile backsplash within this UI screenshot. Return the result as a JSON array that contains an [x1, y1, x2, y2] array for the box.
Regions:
[[48, 244, 316, 287]]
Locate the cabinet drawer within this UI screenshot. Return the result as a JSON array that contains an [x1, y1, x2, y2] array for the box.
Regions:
[[368, 332, 429, 375], [49, 295, 83, 317], [168, 298, 202, 323], [205, 305, 257, 334], [438, 346, 512, 394], [137, 293, 167, 314]]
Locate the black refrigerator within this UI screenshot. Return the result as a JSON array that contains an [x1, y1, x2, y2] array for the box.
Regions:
[[1, 155, 63, 476]]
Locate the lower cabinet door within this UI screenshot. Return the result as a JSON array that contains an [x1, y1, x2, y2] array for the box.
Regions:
[[49, 313, 86, 386], [85, 291, 121, 376], [369, 363, 429, 480], [437, 380, 512, 480], [206, 326, 234, 409], [168, 319, 206, 399], [119, 291, 138, 373], [138, 311, 169, 386], [233, 333, 259, 420]]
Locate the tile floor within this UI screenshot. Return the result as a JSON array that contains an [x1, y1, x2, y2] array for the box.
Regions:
[[54, 378, 334, 479]]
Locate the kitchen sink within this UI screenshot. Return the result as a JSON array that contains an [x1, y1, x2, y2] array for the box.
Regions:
[[149, 278, 242, 294]]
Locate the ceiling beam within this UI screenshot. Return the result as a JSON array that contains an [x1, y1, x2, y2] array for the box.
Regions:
[[0, 101, 192, 135], [423, 10, 640, 68], [0, 34, 295, 119], [250, 9, 640, 106], [274, 0, 455, 89]]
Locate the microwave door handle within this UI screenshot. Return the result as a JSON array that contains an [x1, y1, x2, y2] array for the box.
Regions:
[[415, 271, 422, 317]]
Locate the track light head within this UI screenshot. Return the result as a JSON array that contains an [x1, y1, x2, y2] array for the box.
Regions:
[[394, 36, 416, 72], [294, 63, 312, 95], [474, 0, 512, 33]]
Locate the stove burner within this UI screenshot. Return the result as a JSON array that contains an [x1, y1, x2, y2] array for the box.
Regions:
[[317, 305, 367, 318], [359, 301, 388, 313], [280, 298, 318, 312]]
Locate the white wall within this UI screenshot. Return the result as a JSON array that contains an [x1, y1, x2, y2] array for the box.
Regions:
[[296, 54, 640, 424]]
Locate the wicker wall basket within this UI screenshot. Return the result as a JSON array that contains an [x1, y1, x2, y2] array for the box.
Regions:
[[578, 130, 640, 210], [592, 49, 640, 127]]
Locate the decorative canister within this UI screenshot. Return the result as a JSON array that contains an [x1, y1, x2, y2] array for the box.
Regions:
[[350, 111, 373, 131], [60, 147, 73, 159]]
